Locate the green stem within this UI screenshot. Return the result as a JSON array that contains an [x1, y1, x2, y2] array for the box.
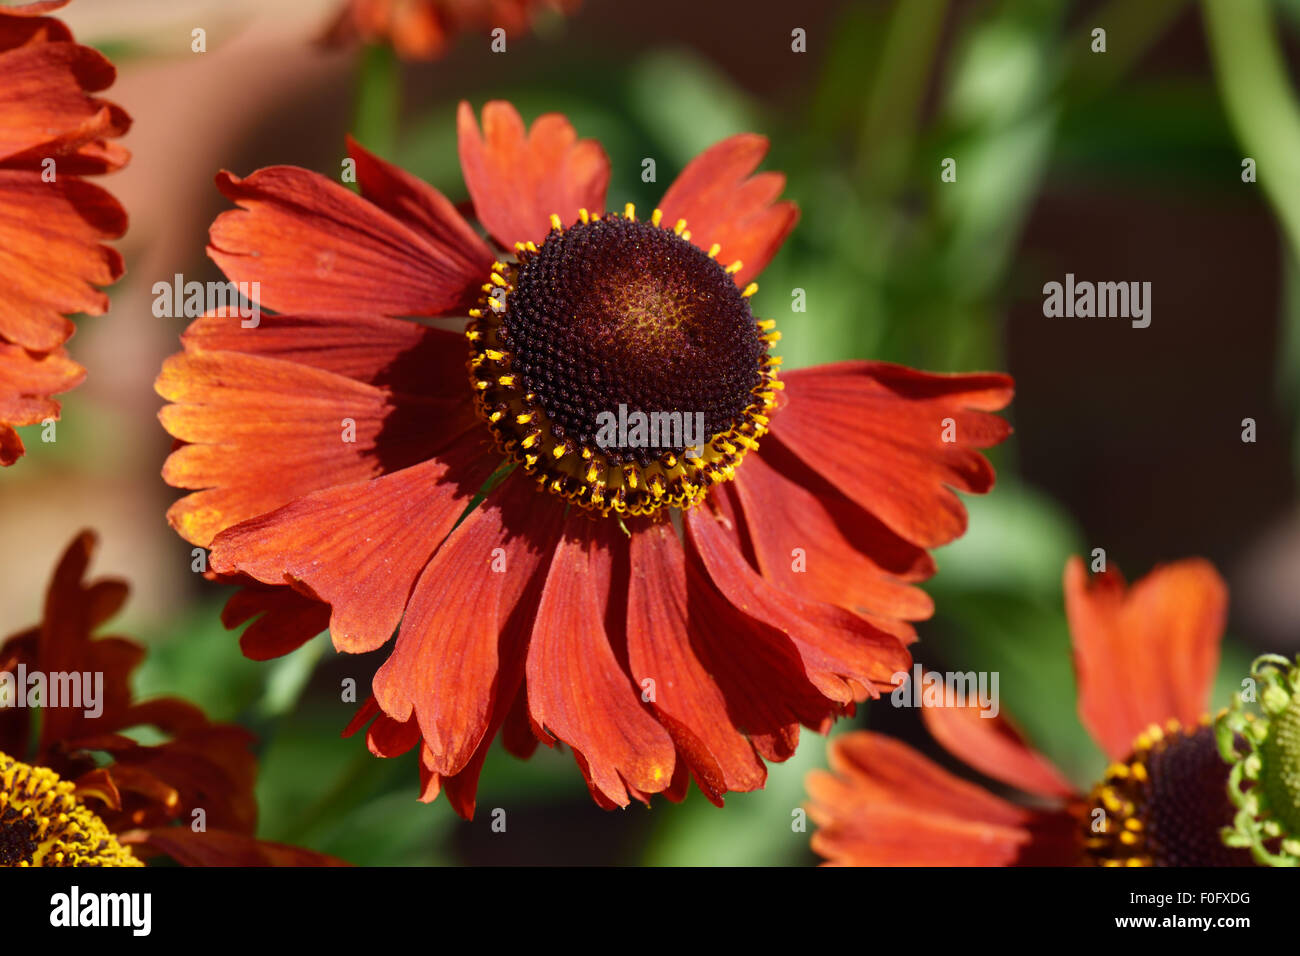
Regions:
[[352, 43, 401, 160], [1204, 0, 1300, 255]]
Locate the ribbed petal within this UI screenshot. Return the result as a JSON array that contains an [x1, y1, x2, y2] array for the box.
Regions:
[[0, 170, 125, 351], [686, 491, 911, 703], [373, 471, 563, 776], [771, 361, 1013, 550], [732, 439, 934, 639], [208, 430, 499, 654], [526, 512, 675, 805], [208, 164, 488, 318], [156, 349, 477, 547], [626, 520, 767, 801]]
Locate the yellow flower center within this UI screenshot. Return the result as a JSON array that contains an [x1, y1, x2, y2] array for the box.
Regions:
[[0, 751, 140, 868]]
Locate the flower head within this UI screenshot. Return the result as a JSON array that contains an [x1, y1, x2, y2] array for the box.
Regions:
[[0, 0, 129, 466], [807, 556, 1257, 866], [321, 0, 578, 61], [0, 532, 342, 866], [158, 100, 1013, 816]]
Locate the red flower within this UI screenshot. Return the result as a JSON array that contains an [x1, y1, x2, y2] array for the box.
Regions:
[[0, 532, 344, 866], [0, 0, 128, 466], [157, 100, 1013, 816], [321, 0, 579, 61], [807, 556, 1256, 867]]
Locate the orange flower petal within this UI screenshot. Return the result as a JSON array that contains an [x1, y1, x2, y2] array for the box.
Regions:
[[1064, 556, 1226, 761], [179, 309, 469, 399], [686, 490, 912, 703], [347, 133, 495, 276], [156, 349, 477, 547], [920, 696, 1077, 800], [457, 100, 610, 248], [208, 165, 487, 318], [771, 361, 1013, 550], [626, 520, 768, 802], [0, 40, 123, 161], [657, 134, 798, 287], [807, 731, 1070, 866], [525, 512, 676, 806], [0, 171, 125, 352], [209, 430, 500, 655], [220, 580, 332, 662], [732, 440, 934, 639], [373, 471, 562, 777], [0, 341, 83, 465]]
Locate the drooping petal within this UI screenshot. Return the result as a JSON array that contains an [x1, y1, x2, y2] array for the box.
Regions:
[[686, 491, 912, 703], [208, 165, 488, 318], [1064, 556, 1226, 761], [626, 519, 767, 801], [732, 439, 934, 639], [771, 361, 1014, 550], [920, 696, 1076, 800], [457, 100, 610, 249], [91, 724, 259, 835], [657, 134, 797, 287], [156, 349, 477, 547], [209, 429, 500, 655], [526, 512, 675, 805], [220, 580, 332, 661], [807, 731, 1079, 866], [373, 470, 563, 777]]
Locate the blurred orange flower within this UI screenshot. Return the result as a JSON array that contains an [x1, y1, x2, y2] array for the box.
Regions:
[[156, 100, 1012, 816], [321, 0, 579, 60], [0, 532, 344, 866], [807, 556, 1255, 867], [0, 0, 128, 466]]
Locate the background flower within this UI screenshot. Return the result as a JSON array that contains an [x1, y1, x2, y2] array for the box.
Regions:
[[0, 531, 345, 866], [807, 557, 1252, 867], [320, 0, 579, 61]]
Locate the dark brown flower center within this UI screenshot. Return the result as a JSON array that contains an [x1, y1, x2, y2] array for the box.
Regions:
[[1083, 721, 1255, 867], [503, 215, 764, 465], [466, 208, 781, 516]]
